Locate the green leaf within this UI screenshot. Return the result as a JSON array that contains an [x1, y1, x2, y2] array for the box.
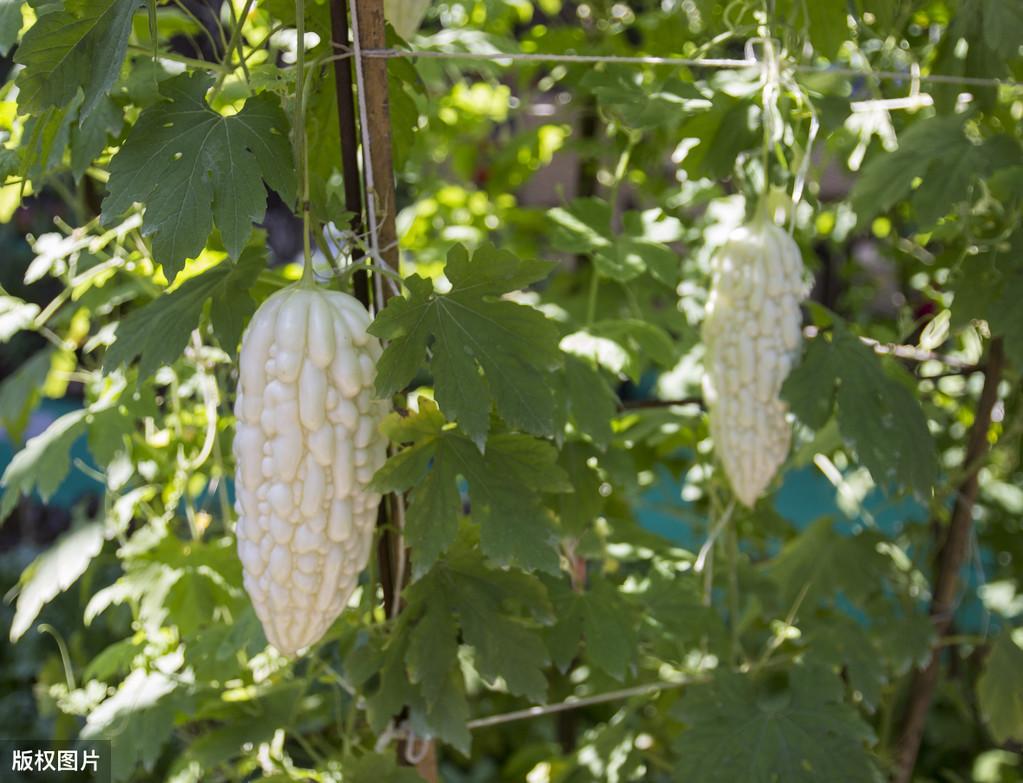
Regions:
[[551, 441, 603, 535], [398, 592, 474, 751], [83, 637, 144, 683], [0, 350, 52, 443], [87, 383, 157, 466], [170, 684, 302, 773], [14, 0, 137, 116], [408, 668, 472, 755], [549, 197, 613, 255], [781, 337, 838, 429], [164, 569, 220, 638], [18, 100, 79, 182], [0, 293, 40, 341], [84, 560, 178, 630], [870, 609, 934, 676], [548, 198, 680, 285], [588, 318, 678, 382], [81, 667, 190, 781], [104, 246, 265, 377], [347, 632, 413, 732], [640, 571, 729, 654], [784, 324, 937, 497], [406, 452, 462, 570], [347, 535, 551, 751], [948, 234, 1023, 367], [1, 408, 89, 518], [806, 0, 848, 58], [673, 664, 882, 783], [102, 74, 295, 281], [375, 401, 569, 574], [546, 574, 636, 680], [416, 543, 552, 702], [71, 95, 123, 179], [804, 619, 887, 712], [11, 519, 104, 640], [978, 633, 1023, 744], [580, 67, 708, 130], [982, 0, 1023, 57], [346, 752, 427, 783], [405, 595, 460, 707], [0, 147, 20, 181], [371, 243, 561, 444], [850, 116, 996, 227], [911, 149, 982, 227], [0, 0, 21, 55], [676, 95, 759, 180], [765, 517, 893, 605], [832, 327, 937, 498], [988, 266, 1023, 369], [387, 59, 421, 170], [459, 595, 549, 702], [913, 137, 1020, 227]]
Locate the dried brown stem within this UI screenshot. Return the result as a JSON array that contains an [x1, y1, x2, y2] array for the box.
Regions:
[[619, 396, 706, 411], [893, 338, 1005, 783]]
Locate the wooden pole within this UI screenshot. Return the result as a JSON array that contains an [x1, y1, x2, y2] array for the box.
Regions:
[[349, 2, 436, 779], [349, 0, 404, 624], [352, 0, 400, 279], [327, 0, 369, 304]]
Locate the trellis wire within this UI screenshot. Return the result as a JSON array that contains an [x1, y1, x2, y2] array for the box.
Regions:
[[379, 676, 703, 743], [356, 47, 1020, 89], [464, 677, 697, 730]]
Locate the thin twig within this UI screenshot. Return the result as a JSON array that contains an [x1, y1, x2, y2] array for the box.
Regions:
[[802, 325, 976, 369]]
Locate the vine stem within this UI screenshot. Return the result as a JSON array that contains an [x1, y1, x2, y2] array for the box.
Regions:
[[894, 338, 1005, 783], [726, 510, 741, 664], [295, 0, 313, 284], [585, 138, 634, 326], [585, 270, 599, 326], [696, 498, 735, 606], [37, 624, 76, 691], [225, 0, 256, 82]]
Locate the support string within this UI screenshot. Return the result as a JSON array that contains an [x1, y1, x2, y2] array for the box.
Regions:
[[313, 46, 1019, 91], [357, 47, 1020, 89]]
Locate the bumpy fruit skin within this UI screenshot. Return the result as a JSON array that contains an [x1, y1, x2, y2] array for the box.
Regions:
[[234, 283, 386, 655], [702, 217, 806, 507]]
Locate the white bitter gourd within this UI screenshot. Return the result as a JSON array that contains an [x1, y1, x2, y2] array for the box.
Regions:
[[702, 215, 806, 507], [234, 282, 386, 655]]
